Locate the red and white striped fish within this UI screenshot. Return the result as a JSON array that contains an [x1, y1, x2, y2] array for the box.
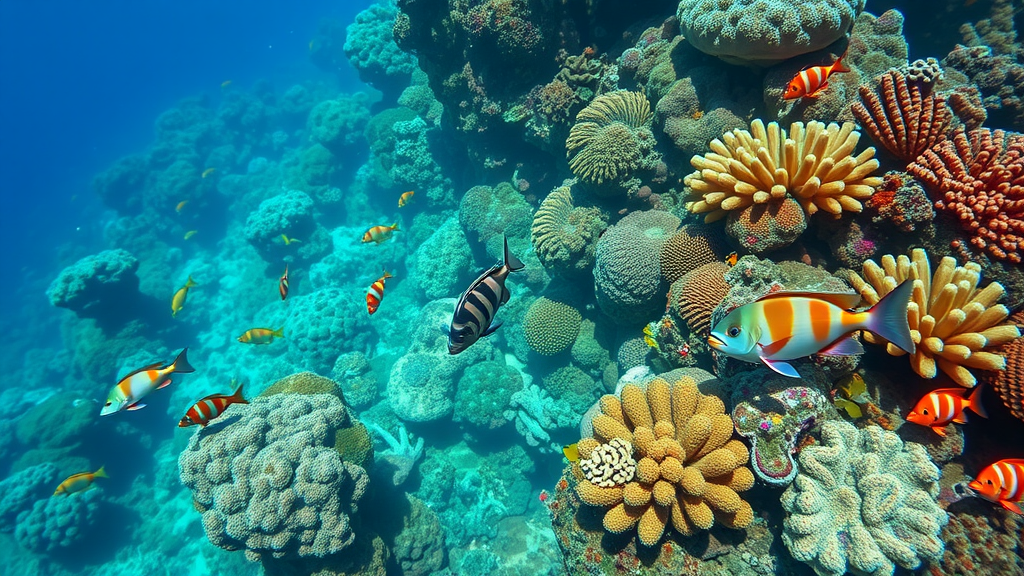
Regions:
[[906, 386, 987, 436], [783, 52, 849, 100], [969, 459, 1024, 514], [178, 381, 248, 427], [709, 281, 915, 378], [101, 349, 195, 415], [366, 270, 393, 315], [279, 265, 289, 300]]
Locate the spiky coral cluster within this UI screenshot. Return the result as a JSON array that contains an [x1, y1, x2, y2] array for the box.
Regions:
[[574, 377, 755, 547], [847, 248, 1020, 387], [685, 120, 881, 222], [851, 70, 951, 164], [565, 91, 655, 186], [908, 128, 1024, 263]]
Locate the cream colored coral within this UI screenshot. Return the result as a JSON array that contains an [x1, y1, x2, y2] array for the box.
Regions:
[[574, 376, 754, 547], [848, 248, 1021, 387], [685, 119, 882, 222]]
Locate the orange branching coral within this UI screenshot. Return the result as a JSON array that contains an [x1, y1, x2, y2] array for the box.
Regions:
[[851, 70, 952, 164], [979, 310, 1024, 423]]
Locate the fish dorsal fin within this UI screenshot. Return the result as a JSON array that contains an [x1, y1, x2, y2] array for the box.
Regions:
[[756, 290, 862, 310], [455, 265, 502, 311], [930, 388, 968, 396], [119, 362, 165, 382]]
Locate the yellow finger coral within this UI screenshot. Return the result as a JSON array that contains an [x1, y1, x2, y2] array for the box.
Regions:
[[684, 119, 882, 222], [576, 376, 753, 547], [847, 248, 1021, 387]]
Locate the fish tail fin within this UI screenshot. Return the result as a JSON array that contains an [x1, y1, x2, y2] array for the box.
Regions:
[[833, 51, 850, 73], [864, 280, 915, 354], [273, 327, 285, 338], [392, 222, 400, 231], [171, 348, 196, 374], [231, 382, 248, 405], [503, 236, 525, 272], [968, 384, 988, 418], [185, 275, 198, 288], [383, 269, 393, 279], [94, 466, 108, 479]]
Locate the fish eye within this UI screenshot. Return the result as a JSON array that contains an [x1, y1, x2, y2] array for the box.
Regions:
[[922, 409, 929, 415], [727, 326, 741, 337], [986, 479, 993, 485]]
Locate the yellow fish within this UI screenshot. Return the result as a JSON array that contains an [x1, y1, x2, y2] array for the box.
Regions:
[[238, 327, 285, 345], [280, 234, 301, 246], [221, 80, 232, 88], [201, 168, 216, 178], [54, 467, 107, 496], [726, 252, 738, 267], [833, 373, 871, 419], [563, 443, 579, 463], [398, 190, 415, 208], [176, 200, 189, 213], [184, 230, 198, 240], [172, 276, 198, 317]]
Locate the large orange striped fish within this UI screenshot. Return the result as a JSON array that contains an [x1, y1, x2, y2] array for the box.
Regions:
[[969, 459, 1024, 514], [366, 270, 393, 315], [178, 381, 248, 427], [906, 386, 987, 436], [362, 222, 399, 244], [783, 52, 849, 100], [709, 280, 915, 378], [101, 349, 195, 415], [54, 466, 107, 496]]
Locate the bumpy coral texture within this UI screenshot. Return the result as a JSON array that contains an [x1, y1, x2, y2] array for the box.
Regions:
[[594, 210, 680, 326], [670, 262, 731, 337], [285, 287, 372, 375], [306, 95, 371, 152], [725, 196, 808, 254], [565, 91, 656, 187], [677, 0, 865, 64], [851, 69, 951, 165], [15, 489, 101, 553], [244, 190, 330, 263], [908, 128, 1024, 263], [343, 3, 416, 97], [531, 184, 609, 277], [523, 297, 583, 356], [178, 393, 370, 562], [576, 377, 755, 546], [780, 421, 947, 576], [848, 249, 1020, 387], [685, 120, 881, 222], [46, 249, 141, 318], [0, 463, 59, 531], [979, 310, 1024, 423], [658, 224, 729, 284]]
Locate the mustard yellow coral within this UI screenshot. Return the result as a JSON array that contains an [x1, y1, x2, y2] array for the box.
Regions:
[[684, 119, 881, 222], [574, 376, 754, 547], [848, 248, 1021, 387]]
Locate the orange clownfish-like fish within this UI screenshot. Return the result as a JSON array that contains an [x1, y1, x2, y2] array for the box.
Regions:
[[279, 265, 289, 300], [725, 252, 738, 267], [178, 381, 248, 427], [362, 223, 400, 244], [709, 280, 915, 378], [783, 52, 850, 100], [54, 466, 107, 496], [969, 459, 1024, 514], [398, 190, 415, 208], [366, 270, 393, 315], [238, 327, 284, 345], [906, 386, 987, 436], [101, 349, 195, 415]]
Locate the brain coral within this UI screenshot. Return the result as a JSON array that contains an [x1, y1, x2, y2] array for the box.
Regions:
[[677, 0, 866, 65], [575, 376, 755, 547], [669, 261, 731, 337], [531, 184, 609, 277], [178, 393, 370, 562], [387, 353, 455, 423], [565, 91, 658, 192], [15, 489, 101, 553], [285, 287, 372, 375], [658, 224, 729, 283], [594, 210, 681, 326], [781, 420, 947, 576], [524, 297, 583, 356]]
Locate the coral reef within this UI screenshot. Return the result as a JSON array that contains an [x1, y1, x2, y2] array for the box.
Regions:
[[285, 287, 372, 375], [725, 196, 809, 254], [909, 128, 1024, 263], [331, 352, 379, 410], [575, 376, 755, 547], [851, 69, 951, 165], [343, 3, 416, 101], [307, 95, 370, 154], [244, 190, 331, 264], [530, 183, 608, 277], [523, 296, 582, 356], [658, 224, 729, 284], [780, 421, 947, 576], [864, 171, 934, 233], [366, 422, 423, 487], [847, 249, 1021, 387], [0, 464, 59, 531], [392, 494, 446, 576], [942, 44, 1024, 131], [978, 309, 1024, 423], [669, 261, 732, 338], [15, 489, 102, 553], [46, 249, 143, 323], [454, 360, 524, 431]]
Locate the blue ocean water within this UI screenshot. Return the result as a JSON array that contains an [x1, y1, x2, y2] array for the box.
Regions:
[[1, 1, 1023, 575]]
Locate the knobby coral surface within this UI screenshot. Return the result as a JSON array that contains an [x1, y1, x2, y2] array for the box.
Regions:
[[565, 91, 655, 186], [979, 309, 1024, 423], [847, 248, 1020, 387], [685, 120, 881, 222], [530, 184, 608, 277], [851, 70, 951, 165]]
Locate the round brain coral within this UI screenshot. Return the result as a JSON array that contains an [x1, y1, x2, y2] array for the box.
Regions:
[[658, 224, 730, 283], [285, 287, 372, 375], [677, 0, 866, 65], [566, 91, 657, 190], [670, 261, 731, 337], [524, 297, 583, 356], [575, 377, 755, 547], [594, 210, 681, 326], [531, 184, 609, 277], [724, 196, 808, 253]]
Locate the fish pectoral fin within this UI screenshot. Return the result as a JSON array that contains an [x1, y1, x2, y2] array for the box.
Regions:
[[481, 320, 503, 338], [156, 379, 173, 390], [1002, 501, 1023, 514], [760, 357, 800, 378], [126, 403, 147, 411], [932, 425, 947, 437], [818, 335, 864, 356], [952, 413, 969, 424], [758, 336, 792, 357]]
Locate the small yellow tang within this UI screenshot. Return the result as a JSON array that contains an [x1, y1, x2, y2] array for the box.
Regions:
[[562, 443, 579, 463]]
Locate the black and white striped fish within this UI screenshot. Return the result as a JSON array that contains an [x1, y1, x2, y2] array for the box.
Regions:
[[446, 236, 524, 355]]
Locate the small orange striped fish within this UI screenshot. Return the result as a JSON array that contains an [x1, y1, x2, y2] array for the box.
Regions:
[[906, 386, 987, 436], [366, 270, 393, 315], [54, 466, 107, 496], [969, 459, 1024, 514], [783, 52, 849, 100], [362, 223, 400, 244], [238, 327, 284, 344], [101, 349, 195, 415], [178, 382, 248, 427], [709, 281, 915, 378], [279, 265, 289, 300], [398, 190, 415, 208]]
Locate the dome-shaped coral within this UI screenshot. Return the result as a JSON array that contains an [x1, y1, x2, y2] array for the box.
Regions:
[[575, 376, 755, 547], [658, 224, 729, 283], [669, 261, 731, 337], [724, 196, 808, 254], [523, 297, 583, 356], [565, 91, 657, 190], [531, 184, 609, 277]]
